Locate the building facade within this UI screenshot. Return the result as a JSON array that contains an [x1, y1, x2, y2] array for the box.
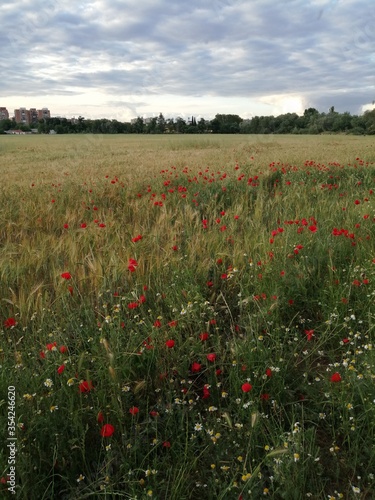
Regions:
[[0, 107, 9, 120], [14, 107, 51, 125]]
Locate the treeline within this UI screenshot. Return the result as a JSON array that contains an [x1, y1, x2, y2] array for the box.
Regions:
[[1, 107, 375, 135]]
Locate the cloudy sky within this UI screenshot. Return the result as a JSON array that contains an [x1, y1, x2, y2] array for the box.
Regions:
[[1, 0, 374, 121]]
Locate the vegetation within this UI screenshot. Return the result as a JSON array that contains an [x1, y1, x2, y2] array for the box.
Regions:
[[0, 134, 375, 499], [1, 107, 375, 135]]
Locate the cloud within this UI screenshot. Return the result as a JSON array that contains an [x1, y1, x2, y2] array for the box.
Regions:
[[1, 0, 373, 119]]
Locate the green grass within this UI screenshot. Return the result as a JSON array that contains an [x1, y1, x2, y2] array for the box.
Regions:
[[1, 134, 375, 499]]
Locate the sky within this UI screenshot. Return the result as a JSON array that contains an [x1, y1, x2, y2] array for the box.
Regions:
[[1, 0, 374, 122]]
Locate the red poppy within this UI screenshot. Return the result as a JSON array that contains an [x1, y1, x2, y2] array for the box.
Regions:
[[4, 317, 17, 328], [304, 330, 314, 341], [129, 406, 139, 415], [128, 258, 138, 272], [241, 382, 253, 393], [265, 368, 272, 377], [165, 339, 175, 348], [206, 353, 217, 362], [203, 384, 210, 399], [80, 223, 87, 228], [97, 411, 104, 423], [199, 332, 209, 341], [57, 364, 65, 374], [46, 342, 57, 351], [61, 272, 72, 280], [63, 223, 69, 229], [100, 424, 115, 437], [163, 441, 171, 448], [191, 362, 202, 373], [59, 345, 67, 353], [168, 320, 177, 327], [330, 372, 342, 383], [153, 319, 162, 328], [128, 302, 139, 309], [79, 380, 94, 393]]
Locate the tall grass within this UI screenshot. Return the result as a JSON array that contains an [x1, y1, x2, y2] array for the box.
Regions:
[[1, 135, 375, 499]]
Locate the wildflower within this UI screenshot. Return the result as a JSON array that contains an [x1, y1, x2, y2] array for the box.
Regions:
[[293, 453, 300, 462], [330, 372, 342, 383], [61, 272, 72, 280], [304, 329, 314, 341], [128, 258, 138, 272], [46, 342, 57, 351], [97, 411, 104, 423], [77, 474, 85, 482], [100, 424, 115, 437], [194, 423, 203, 431], [129, 406, 139, 415], [67, 378, 75, 386], [79, 380, 94, 393], [206, 353, 217, 362], [57, 364, 65, 374], [191, 362, 202, 373], [50, 405, 58, 412], [241, 382, 253, 393], [200, 332, 209, 341], [4, 317, 17, 328], [165, 339, 175, 348], [44, 379, 53, 388]]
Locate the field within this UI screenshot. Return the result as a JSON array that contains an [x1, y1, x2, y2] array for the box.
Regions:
[[1, 134, 375, 499]]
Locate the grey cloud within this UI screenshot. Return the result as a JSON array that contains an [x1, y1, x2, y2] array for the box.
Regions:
[[0, 0, 373, 115]]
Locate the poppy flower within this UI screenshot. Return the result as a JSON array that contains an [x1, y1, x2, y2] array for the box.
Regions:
[[165, 339, 175, 348], [97, 411, 105, 423], [59, 345, 67, 354], [4, 317, 17, 328], [304, 330, 314, 341], [100, 424, 115, 437], [79, 380, 94, 393], [129, 406, 139, 415], [57, 364, 65, 374], [241, 382, 253, 393], [330, 372, 341, 383], [200, 332, 209, 341], [191, 362, 202, 373], [206, 353, 217, 362], [128, 258, 138, 272], [265, 368, 272, 377], [61, 272, 72, 280]]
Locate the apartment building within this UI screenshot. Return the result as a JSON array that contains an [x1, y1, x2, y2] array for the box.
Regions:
[[0, 107, 9, 120], [14, 107, 51, 125]]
